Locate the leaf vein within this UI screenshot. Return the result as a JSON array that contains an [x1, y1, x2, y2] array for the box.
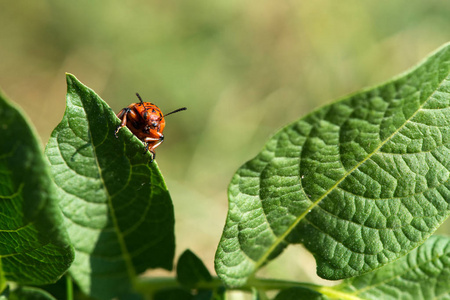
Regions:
[[251, 67, 450, 273]]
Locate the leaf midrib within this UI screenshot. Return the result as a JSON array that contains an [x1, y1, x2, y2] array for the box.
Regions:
[[76, 90, 137, 281], [251, 72, 449, 272]]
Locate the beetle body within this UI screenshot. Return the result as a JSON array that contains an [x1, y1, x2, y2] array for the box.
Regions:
[[115, 93, 186, 162]]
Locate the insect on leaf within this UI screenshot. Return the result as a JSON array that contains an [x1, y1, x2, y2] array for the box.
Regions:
[[45, 74, 175, 300], [215, 43, 450, 286]]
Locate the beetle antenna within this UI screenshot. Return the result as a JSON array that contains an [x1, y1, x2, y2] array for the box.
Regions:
[[160, 107, 187, 120], [135, 93, 144, 104]]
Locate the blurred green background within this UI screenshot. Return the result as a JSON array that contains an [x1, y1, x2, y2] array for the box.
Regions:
[[1, 0, 450, 290]]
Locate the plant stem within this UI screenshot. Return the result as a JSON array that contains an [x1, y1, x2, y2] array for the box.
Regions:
[[135, 276, 365, 300], [66, 275, 73, 300], [136, 276, 322, 294]]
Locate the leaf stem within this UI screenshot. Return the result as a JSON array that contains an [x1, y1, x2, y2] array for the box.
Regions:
[[136, 276, 323, 294], [66, 274, 73, 300], [135, 276, 365, 299]]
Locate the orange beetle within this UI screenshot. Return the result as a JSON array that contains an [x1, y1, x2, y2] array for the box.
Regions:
[[115, 93, 186, 162]]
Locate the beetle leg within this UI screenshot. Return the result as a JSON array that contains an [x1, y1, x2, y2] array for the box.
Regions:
[[143, 142, 150, 154], [115, 108, 132, 138], [143, 134, 164, 162], [150, 151, 156, 162], [148, 138, 164, 150], [143, 134, 164, 149], [142, 143, 156, 162], [148, 148, 156, 162]]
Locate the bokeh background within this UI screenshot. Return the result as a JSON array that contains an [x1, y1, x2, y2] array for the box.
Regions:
[[1, 0, 450, 293]]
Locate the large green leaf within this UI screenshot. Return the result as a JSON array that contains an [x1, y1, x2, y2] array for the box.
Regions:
[[215, 43, 450, 286], [0, 91, 73, 287], [331, 234, 450, 300], [272, 235, 449, 299], [45, 74, 175, 299]]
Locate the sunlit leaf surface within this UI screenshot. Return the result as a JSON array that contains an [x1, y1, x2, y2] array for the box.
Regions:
[[216, 43, 450, 286], [45, 74, 175, 299], [333, 235, 450, 300]]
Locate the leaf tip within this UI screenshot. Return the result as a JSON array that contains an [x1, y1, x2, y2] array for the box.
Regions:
[[65, 73, 78, 86]]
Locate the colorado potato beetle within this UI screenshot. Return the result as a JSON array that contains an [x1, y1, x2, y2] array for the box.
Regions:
[[115, 93, 186, 162]]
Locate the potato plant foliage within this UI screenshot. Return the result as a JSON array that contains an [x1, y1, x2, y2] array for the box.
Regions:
[[0, 43, 449, 300]]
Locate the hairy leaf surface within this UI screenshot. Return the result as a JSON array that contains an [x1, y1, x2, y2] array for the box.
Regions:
[[272, 235, 449, 299], [0, 91, 73, 287], [215, 43, 450, 286], [332, 235, 450, 300], [45, 74, 175, 299]]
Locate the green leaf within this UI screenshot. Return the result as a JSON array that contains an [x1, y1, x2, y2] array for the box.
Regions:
[[177, 250, 212, 288], [215, 43, 450, 286], [329, 235, 450, 300], [45, 74, 175, 299], [274, 287, 328, 300], [9, 287, 57, 300], [0, 91, 73, 286]]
